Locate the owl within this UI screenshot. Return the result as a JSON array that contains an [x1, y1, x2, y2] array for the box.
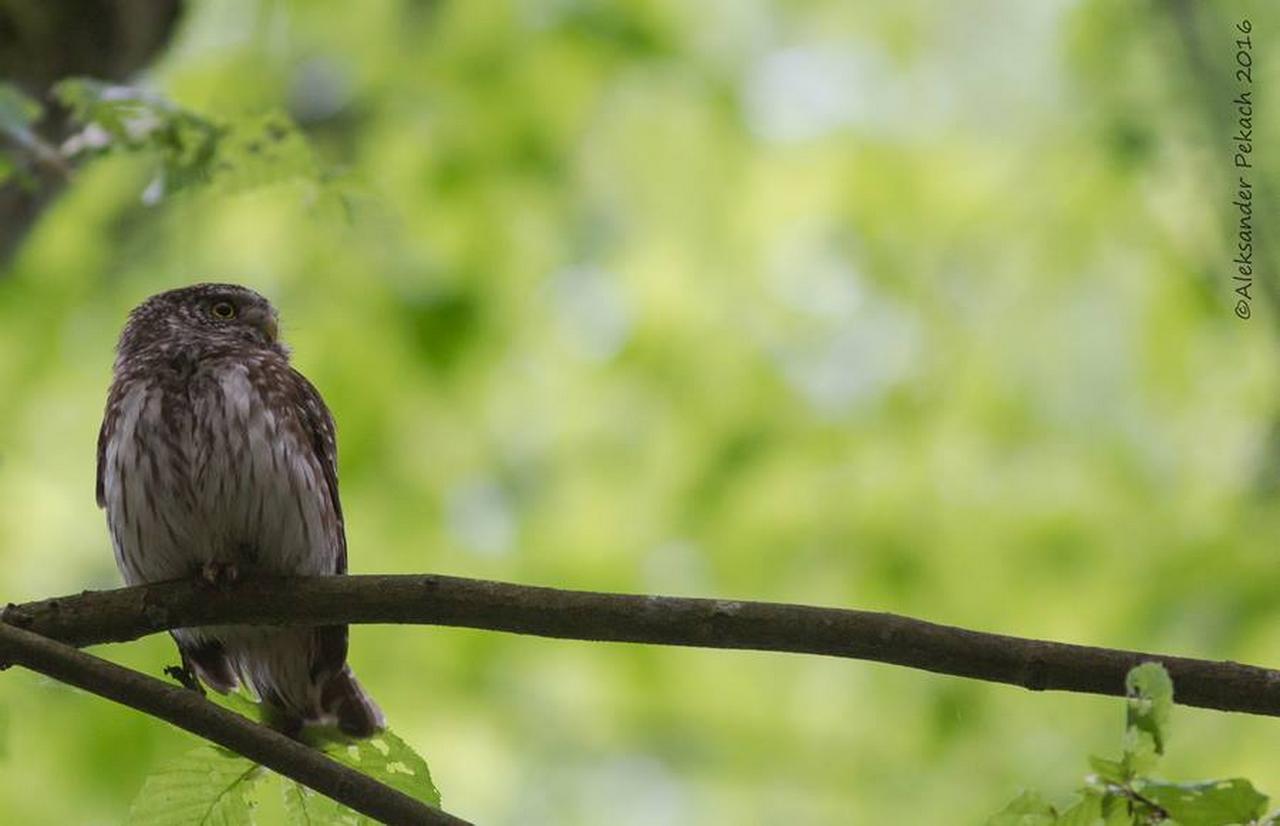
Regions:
[[96, 283, 383, 737]]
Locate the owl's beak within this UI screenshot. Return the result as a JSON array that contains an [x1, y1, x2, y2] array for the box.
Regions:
[[244, 306, 279, 344]]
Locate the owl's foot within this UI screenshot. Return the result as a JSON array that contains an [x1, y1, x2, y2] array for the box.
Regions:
[[259, 694, 305, 740], [164, 663, 206, 695], [198, 560, 240, 588]]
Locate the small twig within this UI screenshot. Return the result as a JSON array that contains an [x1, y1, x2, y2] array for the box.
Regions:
[[0, 622, 469, 826], [0, 124, 73, 181], [8, 573, 1280, 717]]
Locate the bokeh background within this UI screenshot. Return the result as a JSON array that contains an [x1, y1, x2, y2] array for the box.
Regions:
[[2, 0, 1279, 823]]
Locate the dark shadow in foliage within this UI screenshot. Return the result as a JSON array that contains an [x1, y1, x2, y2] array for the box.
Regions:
[[0, 0, 184, 267]]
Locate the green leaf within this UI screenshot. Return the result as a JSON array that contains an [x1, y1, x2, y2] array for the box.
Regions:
[[0, 83, 50, 190], [1055, 793, 1103, 826], [1122, 735, 1159, 777], [1088, 755, 1131, 786], [127, 745, 263, 826], [54, 78, 224, 189], [1139, 778, 1268, 825], [988, 790, 1057, 825], [281, 729, 440, 826], [1098, 796, 1135, 825], [0, 83, 41, 136], [314, 729, 441, 808], [53, 78, 158, 140], [1124, 662, 1173, 757], [206, 690, 268, 725], [282, 779, 361, 826]]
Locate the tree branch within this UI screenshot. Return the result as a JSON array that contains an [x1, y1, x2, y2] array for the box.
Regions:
[[0, 621, 468, 826], [6, 573, 1280, 717]]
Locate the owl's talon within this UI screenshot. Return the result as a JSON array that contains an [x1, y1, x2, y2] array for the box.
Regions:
[[198, 561, 240, 589], [165, 664, 205, 695]]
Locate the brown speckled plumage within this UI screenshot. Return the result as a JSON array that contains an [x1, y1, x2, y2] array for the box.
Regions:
[[97, 283, 383, 736]]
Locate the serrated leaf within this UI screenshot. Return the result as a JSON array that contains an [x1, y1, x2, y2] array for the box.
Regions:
[[280, 729, 440, 826], [1139, 778, 1268, 825], [1125, 663, 1173, 757], [314, 729, 441, 809], [988, 790, 1057, 825], [128, 745, 263, 826]]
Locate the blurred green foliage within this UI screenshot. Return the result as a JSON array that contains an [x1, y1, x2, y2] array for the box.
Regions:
[[52, 78, 318, 199], [1, 0, 1278, 823]]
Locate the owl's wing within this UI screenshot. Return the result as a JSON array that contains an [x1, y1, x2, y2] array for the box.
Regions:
[[287, 368, 358, 715], [288, 368, 347, 574], [96, 382, 123, 509]]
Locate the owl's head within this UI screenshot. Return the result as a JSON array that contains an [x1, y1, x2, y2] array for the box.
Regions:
[[117, 283, 286, 365]]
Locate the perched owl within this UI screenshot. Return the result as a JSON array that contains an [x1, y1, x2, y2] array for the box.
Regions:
[[96, 283, 383, 737]]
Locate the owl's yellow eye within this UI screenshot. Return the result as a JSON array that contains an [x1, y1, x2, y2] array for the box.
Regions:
[[211, 301, 237, 319]]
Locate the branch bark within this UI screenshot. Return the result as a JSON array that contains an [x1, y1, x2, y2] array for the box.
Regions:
[[7, 573, 1280, 717], [0, 621, 468, 826]]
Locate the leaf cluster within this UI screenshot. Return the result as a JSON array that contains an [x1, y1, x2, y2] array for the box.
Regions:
[[0, 78, 318, 200], [126, 693, 440, 825], [990, 665, 1274, 826]]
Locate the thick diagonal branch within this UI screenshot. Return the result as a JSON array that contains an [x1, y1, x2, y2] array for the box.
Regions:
[[7, 574, 1280, 717], [0, 622, 468, 826]]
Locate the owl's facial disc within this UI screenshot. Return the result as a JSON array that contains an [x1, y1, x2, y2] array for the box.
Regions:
[[115, 283, 288, 368]]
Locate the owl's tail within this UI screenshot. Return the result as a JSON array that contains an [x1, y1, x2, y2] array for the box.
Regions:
[[320, 665, 385, 738]]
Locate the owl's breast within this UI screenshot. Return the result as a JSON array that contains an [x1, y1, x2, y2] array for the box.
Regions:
[[103, 360, 339, 585]]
